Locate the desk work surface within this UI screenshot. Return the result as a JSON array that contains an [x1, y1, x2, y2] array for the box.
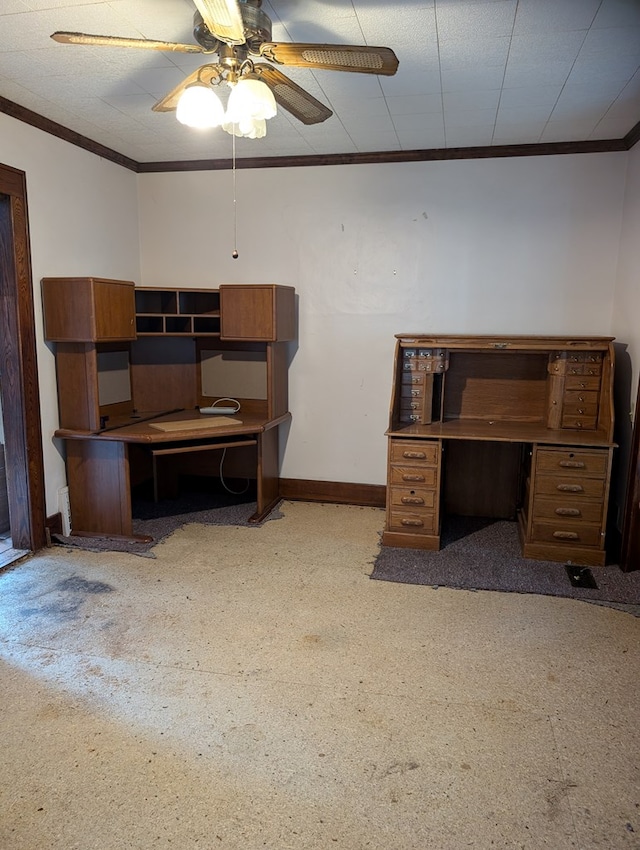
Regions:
[[387, 418, 616, 447], [55, 410, 290, 443]]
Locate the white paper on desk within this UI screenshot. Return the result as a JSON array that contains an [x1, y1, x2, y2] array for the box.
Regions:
[[149, 416, 242, 432]]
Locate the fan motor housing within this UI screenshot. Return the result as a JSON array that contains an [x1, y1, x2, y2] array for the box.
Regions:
[[193, 3, 271, 53]]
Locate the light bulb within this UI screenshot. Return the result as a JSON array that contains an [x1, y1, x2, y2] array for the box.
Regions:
[[226, 78, 277, 123], [222, 117, 267, 139], [176, 84, 224, 129]]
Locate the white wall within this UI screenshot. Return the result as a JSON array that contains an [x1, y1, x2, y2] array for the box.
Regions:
[[138, 153, 628, 486], [0, 112, 633, 512], [0, 113, 141, 513]]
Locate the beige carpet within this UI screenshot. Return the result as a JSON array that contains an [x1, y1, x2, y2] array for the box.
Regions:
[[1, 501, 639, 849]]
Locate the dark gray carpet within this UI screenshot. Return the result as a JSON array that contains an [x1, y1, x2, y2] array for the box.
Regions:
[[52, 487, 282, 557], [371, 517, 640, 614]]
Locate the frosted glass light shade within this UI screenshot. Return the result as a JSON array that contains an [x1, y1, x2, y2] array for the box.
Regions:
[[225, 78, 277, 122], [222, 117, 267, 138], [176, 84, 224, 128]]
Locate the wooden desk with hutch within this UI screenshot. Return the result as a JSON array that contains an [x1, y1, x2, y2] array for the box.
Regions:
[[382, 335, 616, 566], [42, 277, 296, 539]]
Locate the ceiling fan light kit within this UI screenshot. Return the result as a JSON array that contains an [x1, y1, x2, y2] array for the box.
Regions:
[[50, 0, 399, 139], [175, 66, 277, 135]]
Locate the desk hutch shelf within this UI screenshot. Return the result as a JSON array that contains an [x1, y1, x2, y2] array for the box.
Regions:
[[382, 334, 616, 566], [135, 288, 221, 336]]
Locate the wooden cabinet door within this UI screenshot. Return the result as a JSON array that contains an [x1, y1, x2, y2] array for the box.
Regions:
[[220, 284, 295, 341], [42, 277, 136, 341], [93, 279, 136, 340]]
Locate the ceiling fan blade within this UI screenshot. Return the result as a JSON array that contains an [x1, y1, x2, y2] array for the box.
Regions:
[[258, 43, 399, 75], [51, 31, 204, 53], [152, 64, 223, 112], [193, 0, 245, 46], [253, 65, 332, 125]]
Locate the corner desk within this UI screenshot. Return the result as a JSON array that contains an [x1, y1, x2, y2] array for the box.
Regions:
[[54, 410, 289, 537], [382, 335, 616, 566], [42, 278, 296, 540]]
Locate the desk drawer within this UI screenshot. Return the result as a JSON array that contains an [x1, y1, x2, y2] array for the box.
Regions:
[[531, 521, 602, 548], [387, 508, 437, 534], [534, 476, 606, 500], [401, 384, 426, 400], [390, 440, 439, 466], [561, 415, 598, 430], [561, 399, 599, 418], [400, 399, 424, 414], [564, 363, 602, 377], [389, 486, 437, 509], [390, 465, 438, 487], [564, 375, 601, 392], [402, 372, 427, 387], [532, 496, 604, 524], [549, 353, 603, 377], [535, 449, 608, 477]]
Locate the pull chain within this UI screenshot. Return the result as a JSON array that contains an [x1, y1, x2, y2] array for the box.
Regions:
[[232, 130, 239, 259]]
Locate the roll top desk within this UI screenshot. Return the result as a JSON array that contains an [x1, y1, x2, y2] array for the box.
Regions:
[[382, 335, 616, 566]]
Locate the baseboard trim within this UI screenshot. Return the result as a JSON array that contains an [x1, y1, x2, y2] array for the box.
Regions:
[[46, 511, 63, 536], [279, 479, 385, 508]]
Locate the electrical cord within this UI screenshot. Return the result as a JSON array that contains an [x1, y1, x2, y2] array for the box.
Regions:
[[199, 397, 241, 415], [219, 447, 250, 495]]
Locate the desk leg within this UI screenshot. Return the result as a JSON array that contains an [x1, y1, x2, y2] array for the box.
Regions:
[[65, 439, 134, 537], [251, 426, 280, 523]]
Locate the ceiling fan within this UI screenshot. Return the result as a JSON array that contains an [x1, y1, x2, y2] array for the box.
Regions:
[[51, 0, 399, 128]]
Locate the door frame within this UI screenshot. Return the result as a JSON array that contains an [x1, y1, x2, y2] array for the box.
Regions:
[[0, 162, 46, 552], [620, 387, 640, 571]]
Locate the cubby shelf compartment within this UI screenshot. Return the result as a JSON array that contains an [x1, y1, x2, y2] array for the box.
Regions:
[[135, 288, 221, 337]]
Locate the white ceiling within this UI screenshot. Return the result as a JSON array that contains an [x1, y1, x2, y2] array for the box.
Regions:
[[1, 0, 640, 165]]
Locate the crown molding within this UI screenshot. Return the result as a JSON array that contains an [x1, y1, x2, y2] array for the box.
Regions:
[[1, 95, 638, 174], [625, 119, 640, 150], [136, 138, 629, 172]]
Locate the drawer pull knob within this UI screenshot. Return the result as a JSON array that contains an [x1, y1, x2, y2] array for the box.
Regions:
[[557, 484, 584, 492], [402, 474, 425, 482], [553, 531, 579, 540], [403, 451, 426, 459], [555, 508, 581, 517], [559, 461, 586, 468], [401, 518, 424, 527], [401, 496, 424, 505]]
